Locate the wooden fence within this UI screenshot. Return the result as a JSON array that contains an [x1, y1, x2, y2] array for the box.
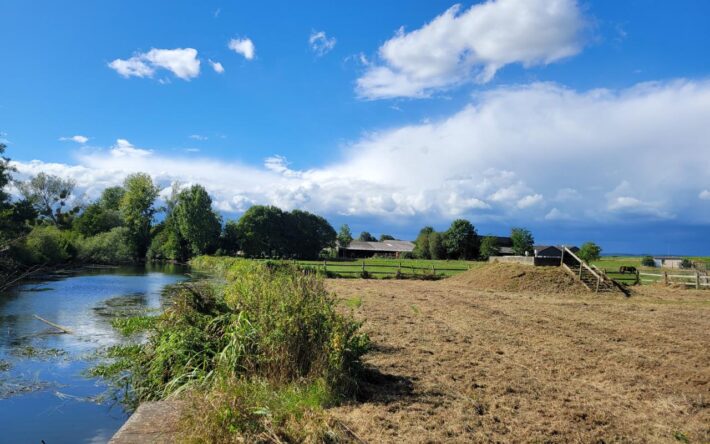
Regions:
[[638, 270, 709, 288]]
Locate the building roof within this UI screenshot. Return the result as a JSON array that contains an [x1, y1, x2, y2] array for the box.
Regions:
[[342, 240, 415, 253], [653, 256, 683, 260], [534, 245, 579, 257], [483, 236, 513, 247]]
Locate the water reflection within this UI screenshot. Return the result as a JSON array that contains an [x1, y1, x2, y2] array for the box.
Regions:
[[0, 264, 188, 443]]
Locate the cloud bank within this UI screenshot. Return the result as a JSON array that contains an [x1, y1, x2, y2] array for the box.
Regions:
[[12, 80, 710, 225], [357, 0, 584, 99]]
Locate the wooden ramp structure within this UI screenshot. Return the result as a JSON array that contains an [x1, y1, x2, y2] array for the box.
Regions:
[[560, 246, 630, 296]]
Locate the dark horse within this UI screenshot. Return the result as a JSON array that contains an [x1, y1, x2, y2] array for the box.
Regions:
[[619, 266, 637, 274]]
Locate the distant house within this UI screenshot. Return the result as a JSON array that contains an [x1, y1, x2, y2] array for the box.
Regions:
[[485, 236, 515, 256], [534, 245, 579, 259], [653, 256, 683, 269], [339, 240, 415, 258]]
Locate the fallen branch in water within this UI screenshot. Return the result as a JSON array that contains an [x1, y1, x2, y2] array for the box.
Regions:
[[33, 314, 73, 334]]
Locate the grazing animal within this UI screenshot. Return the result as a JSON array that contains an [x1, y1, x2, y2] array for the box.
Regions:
[[619, 266, 637, 274]]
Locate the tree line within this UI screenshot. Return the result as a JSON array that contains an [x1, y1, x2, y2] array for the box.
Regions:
[[0, 144, 338, 276], [410, 222, 535, 260]]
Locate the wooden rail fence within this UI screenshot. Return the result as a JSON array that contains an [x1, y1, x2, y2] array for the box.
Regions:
[[638, 270, 709, 289]]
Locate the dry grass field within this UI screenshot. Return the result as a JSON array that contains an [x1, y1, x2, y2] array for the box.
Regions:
[[327, 271, 710, 443]]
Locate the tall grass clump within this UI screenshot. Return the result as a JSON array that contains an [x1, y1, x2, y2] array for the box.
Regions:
[[98, 257, 369, 442]]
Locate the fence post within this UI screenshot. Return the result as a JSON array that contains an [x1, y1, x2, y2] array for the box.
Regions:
[[362, 261, 365, 273], [696, 272, 701, 289], [635, 270, 640, 285], [432, 264, 435, 276], [323, 260, 327, 273], [664, 271, 668, 285]]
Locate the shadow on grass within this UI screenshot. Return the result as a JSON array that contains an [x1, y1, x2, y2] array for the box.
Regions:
[[355, 366, 414, 404]]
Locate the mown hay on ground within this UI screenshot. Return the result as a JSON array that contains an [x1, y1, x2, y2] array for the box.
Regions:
[[448, 262, 587, 293]]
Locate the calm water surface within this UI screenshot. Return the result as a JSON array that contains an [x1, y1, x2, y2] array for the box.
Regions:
[[0, 264, 188, 444]]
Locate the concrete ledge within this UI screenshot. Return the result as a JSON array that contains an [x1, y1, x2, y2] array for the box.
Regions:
[[488, 256, 535, 266], [110, 400, 184, 444]]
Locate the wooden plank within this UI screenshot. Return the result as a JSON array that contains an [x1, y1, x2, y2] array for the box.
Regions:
[[33, 314, 73, 334]]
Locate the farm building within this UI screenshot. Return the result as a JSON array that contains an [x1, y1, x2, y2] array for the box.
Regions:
[[339, 240, 415, 258], [485, 236, 515, 255], [534, 245, 580, 258], [653, 256, 684, 269]]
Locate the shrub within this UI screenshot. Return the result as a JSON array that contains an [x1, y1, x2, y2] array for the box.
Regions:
[[77, 227, 133, 264], [680, 258, 693, 269], [17, 225, 77, 264], [97, 258, 370, 438], [641, 256, 655, 267], [577, 242, 602, 263]]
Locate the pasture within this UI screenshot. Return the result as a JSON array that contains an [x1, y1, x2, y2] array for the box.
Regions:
[[327, 278, 710, 443], [283, 258, 485, 278]]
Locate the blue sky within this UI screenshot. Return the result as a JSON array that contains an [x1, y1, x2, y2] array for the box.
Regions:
[[2, 0, 710, 254]]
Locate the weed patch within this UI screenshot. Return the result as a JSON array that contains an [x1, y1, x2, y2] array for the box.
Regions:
[[95, 257, 370, 440]]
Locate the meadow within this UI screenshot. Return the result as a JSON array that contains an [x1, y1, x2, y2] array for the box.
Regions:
[[292, 258, 484, 278]]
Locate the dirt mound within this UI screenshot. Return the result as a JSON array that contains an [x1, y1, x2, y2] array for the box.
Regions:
[[449, 262, 586, 293]]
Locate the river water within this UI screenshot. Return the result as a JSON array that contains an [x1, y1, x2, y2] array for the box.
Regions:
[[0, 264, 188, 443]]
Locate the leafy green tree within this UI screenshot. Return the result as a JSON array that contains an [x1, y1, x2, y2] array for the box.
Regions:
[[413, 226, 434, 259], [511, 227, 535, 256], [680, 258, 693, 269], [428, 231, 446, 260], [237, 205, 289, 257], [17, 172, 79, 228], [0, 143, 13, 210], [173, 185, 222, 257], [358, 231, 376, 242], [288, 209, 337, 259], [73, 203, 122, 236], [577, 241, 602, 263], [77, 227, 133, 264], [479, 236, 500, 260], [220, 220, 241, 256], [443, 219, 478, 259], [379, 234, 395, 241], [337, 224, 353, 247], [120, 173, 159, 259], [99, 186, 125, 210], [0, 145, 36, 242]]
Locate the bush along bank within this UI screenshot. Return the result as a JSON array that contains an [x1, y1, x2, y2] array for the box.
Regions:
[[94, 257, 370, 442]]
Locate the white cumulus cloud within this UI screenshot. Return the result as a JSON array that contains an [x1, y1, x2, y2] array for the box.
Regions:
[[109, 48, 201, 80], [59, 135, 89, 144], [209, 59, 225, 73], [309, 31, 336, 56], [700, 190, 710, 200], [9, 79, 710, 226], [228, 38, 255, 60], [357, 0, 585, 99]]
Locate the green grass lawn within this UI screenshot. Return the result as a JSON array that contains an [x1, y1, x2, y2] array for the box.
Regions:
[[283, 258, 486, 278]]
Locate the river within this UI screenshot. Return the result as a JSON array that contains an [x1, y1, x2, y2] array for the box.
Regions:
[[0, 264, 188, 443]]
